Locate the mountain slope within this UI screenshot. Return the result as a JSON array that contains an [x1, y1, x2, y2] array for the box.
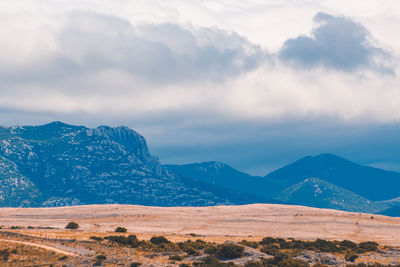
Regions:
[[0, 122, 264, 207], [265, 153, 400, 201], [165, 161, 279, 199], [273, 177, 390, 213], [379, 205, 400, 217]]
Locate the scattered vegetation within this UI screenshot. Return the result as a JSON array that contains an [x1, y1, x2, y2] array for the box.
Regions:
[[150, 235, 170, 244], [0, 249, 10, 261], [65, 222, 79, 230], [0, 229, 397, 266], [115, 226, 127, 233]]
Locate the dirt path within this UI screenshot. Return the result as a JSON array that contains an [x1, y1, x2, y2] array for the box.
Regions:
[[0, 238, 79, 256]]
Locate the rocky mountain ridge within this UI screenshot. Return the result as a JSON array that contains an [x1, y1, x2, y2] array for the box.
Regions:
[[0, 122, 266, 207]]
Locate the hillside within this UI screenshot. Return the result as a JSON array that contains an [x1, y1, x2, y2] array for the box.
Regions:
[[0, 122, 266, 207], [165, 161, 279, 199], [273, 177, 390, 213], [265, 153, 400, 201]]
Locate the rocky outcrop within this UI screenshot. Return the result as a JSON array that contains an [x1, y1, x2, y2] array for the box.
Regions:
[[0, 122, 263, 207]]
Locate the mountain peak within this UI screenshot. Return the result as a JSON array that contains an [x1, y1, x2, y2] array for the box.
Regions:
[[266, 153, 400, 201]]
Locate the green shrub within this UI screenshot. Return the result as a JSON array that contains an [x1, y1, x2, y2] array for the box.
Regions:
[[115, 227, 127, 233], [215, 243, 245, 259], [65, 222, 79, 230], [260, 237, 276, 245], [260, 244, 280, 256], [150, 236, 170, 244], [0, 249, 10, 261], [345, 251, 359, 262], [105, 235, 139, 247], [96, 254, 106, 261], [267, 253, 309, 267], [239, 240, 259, 248], [130, 262, 142, 267], [358, 241, 378, 252], [204, 244, 218, 255]]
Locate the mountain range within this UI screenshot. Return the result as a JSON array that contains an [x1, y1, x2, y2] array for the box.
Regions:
[[0, 122, 399, 216]]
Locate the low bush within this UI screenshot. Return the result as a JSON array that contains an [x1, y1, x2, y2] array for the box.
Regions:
[[104, 235, 139, 247], [260, 244, 280, 256], [345, 251, 359, 262], [65, 222, 79, 230], [150, 236, 170, 244], [214, 243, 245, 260], [239, 240, 259, 248], [96, 254, 106, 261], [0, 249, 10, 261], [358, 241, 379, 252], [115, 227, 127, 233]]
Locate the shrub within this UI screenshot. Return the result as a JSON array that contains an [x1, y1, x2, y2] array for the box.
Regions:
[[178, 240, 208, 251], [0, 249, 10, 261], [339, 240, 358, 251], [115, 227, 127, 233], [150, 236, 170, 244], [215, 243, 245, 259], [130, 262, 142, 267], [358, 241, 379, 252], [345, 251, 359, 262], [239, 240, 259, 248], [65, 222, 79, 230], [260, 237, 276, 245], [105, 235, 139, 247], [267, 253, 309, 267], [204, 244, 218, 255], [260, 244, 280, 256], [96, 254, 106, 261]]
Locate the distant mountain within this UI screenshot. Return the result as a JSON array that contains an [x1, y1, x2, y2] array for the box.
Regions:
[[379, 205, 400, 217], [165, 161, 279, 199], [168, 155, 400, 215], [273, 177, 390, 213], [0, 122, 266, 207], [1, 122, 399, 215], [265, 153, 400, 201]]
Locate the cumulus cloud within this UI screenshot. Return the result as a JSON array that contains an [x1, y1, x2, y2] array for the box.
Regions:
[[52, 12, 265, 84], [279, 12, 392, 72]]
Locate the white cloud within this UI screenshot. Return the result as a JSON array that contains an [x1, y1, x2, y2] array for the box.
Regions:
[[0, 0, 399, 126]]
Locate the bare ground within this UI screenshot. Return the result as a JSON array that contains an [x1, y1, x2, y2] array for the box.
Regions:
[[0, 204, 399, 246]]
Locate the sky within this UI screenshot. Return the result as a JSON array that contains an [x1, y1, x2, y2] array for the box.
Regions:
[[0, 0, 400, 175]]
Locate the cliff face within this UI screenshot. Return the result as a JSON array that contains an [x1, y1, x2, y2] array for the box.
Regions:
[[0, 122, 263, 207]]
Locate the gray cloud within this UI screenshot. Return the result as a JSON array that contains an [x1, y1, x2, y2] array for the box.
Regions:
[[56, 12, 266, 83], [279, 12, 392, 72], [0, 12, 266, 88]]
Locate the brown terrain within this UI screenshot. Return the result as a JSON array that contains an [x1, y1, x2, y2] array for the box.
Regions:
[[1, 204, 399, 245], [0, 204, 399, 266]]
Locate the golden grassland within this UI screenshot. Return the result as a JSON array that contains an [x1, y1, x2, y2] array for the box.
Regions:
[[0, 204, 399, 266]]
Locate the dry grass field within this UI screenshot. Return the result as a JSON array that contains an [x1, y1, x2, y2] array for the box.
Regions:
[[0, 204, 399, 266]]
